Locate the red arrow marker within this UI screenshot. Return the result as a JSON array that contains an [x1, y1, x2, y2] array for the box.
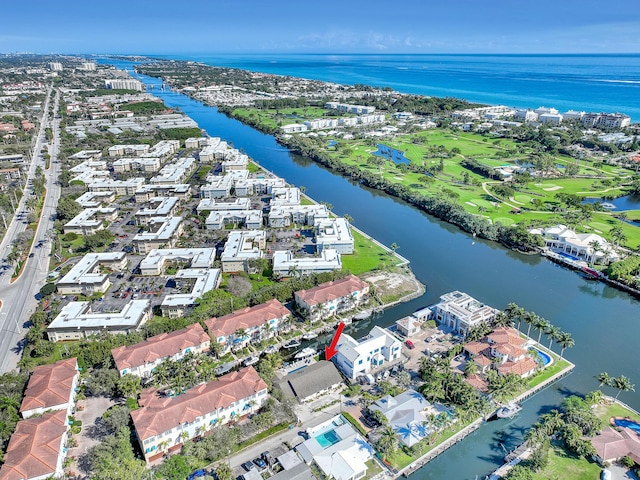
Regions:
[[325, 322, 345, 361]]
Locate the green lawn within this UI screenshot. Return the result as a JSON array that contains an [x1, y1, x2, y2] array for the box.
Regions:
[[531, 443, 602, 480], [594, 400, 640, 425], [341, 229, 397, 275], [364, 459, 383, 479]]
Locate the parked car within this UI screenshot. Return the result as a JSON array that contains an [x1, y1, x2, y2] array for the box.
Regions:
[[241, 462, 255, 471], [253, 457, 267, 469], [261, 451, 274, 465], [405, 339, 415, 349]]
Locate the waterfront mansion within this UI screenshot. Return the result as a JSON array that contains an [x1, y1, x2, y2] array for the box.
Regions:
[[429, 291, 498, 337], [529, 224, 620, 264]]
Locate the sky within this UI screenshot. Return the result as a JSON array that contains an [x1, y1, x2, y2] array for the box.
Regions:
[[2, 0, 639, 54]]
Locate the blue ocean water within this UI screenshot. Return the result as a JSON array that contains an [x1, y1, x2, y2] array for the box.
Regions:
[[152, 53, 640, 121]]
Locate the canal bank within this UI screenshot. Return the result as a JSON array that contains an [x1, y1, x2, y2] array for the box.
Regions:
[[100, 58, 640, 480]]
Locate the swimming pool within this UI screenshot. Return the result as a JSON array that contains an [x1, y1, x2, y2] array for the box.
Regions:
[[528, 347, 553, 367], [315, 429, 340, 448], [557, 252, 579, 262], [614, 418, 640, 433]]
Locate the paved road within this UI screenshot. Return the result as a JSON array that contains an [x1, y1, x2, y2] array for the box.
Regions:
[[0, 87, 63, 373]]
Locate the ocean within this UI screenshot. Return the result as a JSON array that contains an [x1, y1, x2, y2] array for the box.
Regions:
[[151, 53, 640, 121]]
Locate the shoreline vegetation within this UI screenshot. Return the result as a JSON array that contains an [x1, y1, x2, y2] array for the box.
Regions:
[[134, 60, 640, 295]]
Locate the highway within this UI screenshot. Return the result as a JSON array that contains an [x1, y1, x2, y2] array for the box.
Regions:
[[0, 87, 63, 373]]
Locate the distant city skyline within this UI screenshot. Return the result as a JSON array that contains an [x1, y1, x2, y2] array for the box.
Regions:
[[3, 0, 639, 54]]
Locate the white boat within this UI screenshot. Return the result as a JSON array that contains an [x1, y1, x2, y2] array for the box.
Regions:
[[353, 310, 371, 321], [294, 347, 317, 360], [302, 332, 318, 340], [496, 403, 522, 419], [243, 355, 260, 366], [264, 345, 279, 354], [284, 340, 301, 349]]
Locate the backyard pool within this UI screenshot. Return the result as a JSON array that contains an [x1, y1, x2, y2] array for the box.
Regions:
[[613, 418, 640, 433], [528, 346, 553, 367]]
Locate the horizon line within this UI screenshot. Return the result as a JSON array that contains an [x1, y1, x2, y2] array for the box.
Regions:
[[3, 51, 640, 57]]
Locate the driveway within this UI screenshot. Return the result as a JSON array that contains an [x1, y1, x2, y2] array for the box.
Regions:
[[608, 463, 639, 480], [66, 396, 115, 478]]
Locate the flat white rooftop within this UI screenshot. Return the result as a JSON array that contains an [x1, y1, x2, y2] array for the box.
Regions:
[[161, 268, 221, 307], [58, 252, 127, 286], [133, 217, 183, 242], [47, 300, 150, 331], [139, 248, 217, 273]]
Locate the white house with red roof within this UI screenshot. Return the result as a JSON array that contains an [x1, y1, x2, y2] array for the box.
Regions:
[[463, 327, 539, 382], [0, 410, 69, 480], [205, 299, 291, 352], [111, 323, 211, 378], [20, 358, 79, 419], [131, 366, 268, 463], [294, 275, 369, 321]]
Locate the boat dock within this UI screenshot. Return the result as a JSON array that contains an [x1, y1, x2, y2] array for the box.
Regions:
[[487, 445, 533, 480], [399, 418, 484, 477]]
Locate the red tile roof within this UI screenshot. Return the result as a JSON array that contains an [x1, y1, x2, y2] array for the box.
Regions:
[[205, 299, 290, 339], [591, 426, 640, 463], [465, 374, 489, 393], [131, 366, 268, 442], [111, 323, 210, 372], [20, 358, 78, 415], [464, 340, 489, 356], [0, 410, 67, 480], [488, 327, 526, 347], [474, 354, 493, 367], [497, 357, 538, 376], [493, 343, 527, 358], [295, 275, 369, 307]]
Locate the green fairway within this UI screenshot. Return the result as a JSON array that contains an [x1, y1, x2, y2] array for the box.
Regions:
[[227, 105, 640, 249]]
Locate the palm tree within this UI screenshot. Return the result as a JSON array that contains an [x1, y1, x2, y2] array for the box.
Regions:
[[235, 328, 247, 347], [612, 375, 635, 400], [464, 360, 478, 378], [596, 372, 611, 389], [539, 409, 564, 435], [524, 312, 538, 338], [261, 322, 272, 340], [610, 226, 627, 247], [557, 331, 575, 359], [216, 463, 233, 480], [536, 318, 550, 344], [545, 325, 561, 352], [504, 303, 525, 331], [589, 240, 602, 266], [492, 312, 513, 328], [287, 264, 301, 278], [374, 425, 398, 459]]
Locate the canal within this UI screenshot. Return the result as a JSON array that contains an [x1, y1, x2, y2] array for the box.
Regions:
[[103, 59, 640, 479]]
